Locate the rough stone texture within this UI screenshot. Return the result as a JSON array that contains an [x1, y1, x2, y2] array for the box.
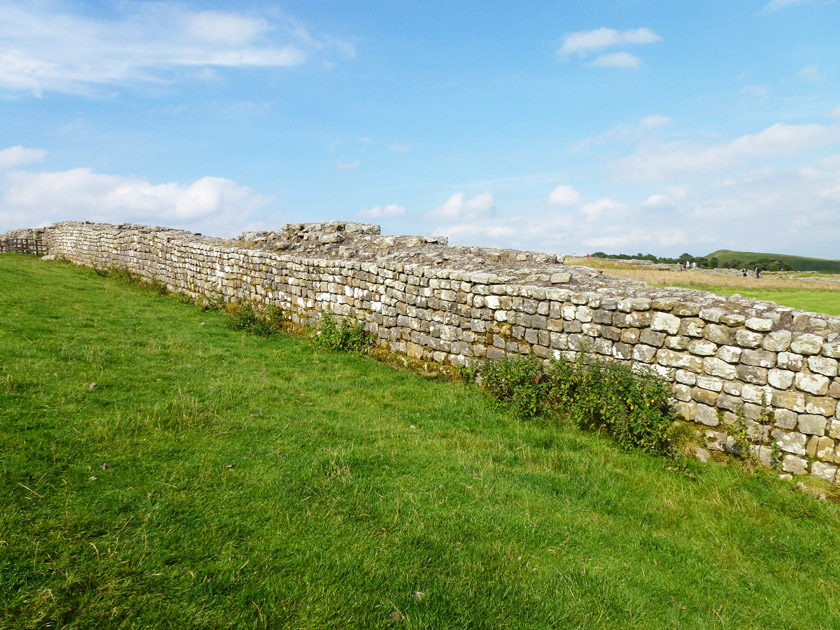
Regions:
[[7, 219, 840, 484]]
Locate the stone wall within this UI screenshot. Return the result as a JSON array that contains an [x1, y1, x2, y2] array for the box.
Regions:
[[6, 220, 840, 483]]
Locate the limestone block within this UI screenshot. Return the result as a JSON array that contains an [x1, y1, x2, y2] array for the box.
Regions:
[[807, 436, 835, 461], [762, 330, 792, 352], [620, 328, 640, 343], [744, 316, 773, 332], [798, 414, 828, 436], [741, 384, 772, 405], [688, 339, 717, 356], [790, 333, 824, 355], [681, 318, 706, 337], [618, 297, 651, 312], [675, 369, 698, 386], [704, 430, 727, 452], [699, 307, 724, 323], [601, 326, 621, 341], [651, 312, 681, 335], [723, 381, 743, 396], [735, 330, 764, 349], [673, 303, 702, 317], [593, 309, 613, 325], [704, 357, 737, 380], [565, 320, 583, 333], [740, 349, 776, 368], [805, 396, 836, 417], [692, 388, 719, 406], [720, 313, 746, 327], [695, 404, 720, 426], [696, 375, 723, 391], [656, 349, 703, 371], [768, 369, 795, 391], [672, 384, 693, 402], [823, 341, 840, 358], [612, 342, 633, 360], [830, 380, 840, 398], [633, 344, 657, 363], [561, 304, 576, 320], [716, 393, 742, 413], [704, 324, 731, 345], [777, 352, 804, 371], [627, 311, 652, 328], [673, 400, 697, 421], [716, 345, 742, 364], [639, 329, 666, 347], [808, 355, 838, 377], [795, 372, 830, 396], [829, 419, 840, 438], [773, 430, 807, 455], [735, 365, 767, 385], [781, 454, 808, 475], [772, 391, 806, 413], [667, 336, 690, 351], [575, 306, 593, 322], [810, 461, 837, 483]]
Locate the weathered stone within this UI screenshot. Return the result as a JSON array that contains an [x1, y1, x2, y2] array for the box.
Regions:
[[695, 404, 720, 426], [688, 339, 717, 356], [763, 330, 792, 352], [680, 318, 705, 337], [667, 335, 690, 351], [673, 400, 697, 421], [791, 334, 824, 355], [772, 391, 806, 413], [808, 355, 838, 377], [633, 344, 657, 363], [675, 369, 697, 385], [736, 365, 767, 385], [720, 313, 746, 327], [830, 419, 840, 439], [656, 349, 703, 372], [777, 352, 804, 371], [807, 436, 835, 461], [798, 414, 828, 435], [805, 396, 836, 417], [699, 307, 724, 323], [781, 454, 808, 475], [639, 329, 666, 347], [768, 369, 795, 390], [774, 408, 799, 430], [735, 330, 764, 349], [773, 430, 807, 455], [741, 384, 771, 405], [745, 317, 773, 332], [716, 345, 742, 364], [672, 384, 693, 402], [704, 357, 737, 380], [692, 388, 719, 406], [651, 312, 681, 335], [810, 461, 837, 483], [795, 372, 830, 396], [696, 375, 723, 392], [716, 393, 742, 413], [741, 349, 776, 368], [704, 324, 731, 345], [823, 341, 840, 359]]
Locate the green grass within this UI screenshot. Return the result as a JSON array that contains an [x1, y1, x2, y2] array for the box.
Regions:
[[663, 284, 840, 316], [707, 249, 840, 274], [3, 254, 840, 629]]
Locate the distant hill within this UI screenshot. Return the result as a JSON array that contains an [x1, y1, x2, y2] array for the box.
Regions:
[[706, 250, 840, 273]]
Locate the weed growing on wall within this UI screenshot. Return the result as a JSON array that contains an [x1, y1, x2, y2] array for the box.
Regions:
[[479, 354, 676, 456], [316, 309, 374, 352]]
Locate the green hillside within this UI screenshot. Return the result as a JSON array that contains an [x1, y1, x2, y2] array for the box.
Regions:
[[706, 249, 840, 273]]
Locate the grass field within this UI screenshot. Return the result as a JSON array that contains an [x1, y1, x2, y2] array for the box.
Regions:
[[706, 249, 840, 274], [566, 257, 840, 316], [3, 254, 840, 629]]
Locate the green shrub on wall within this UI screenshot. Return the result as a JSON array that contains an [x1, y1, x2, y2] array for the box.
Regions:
[[316, 309, 374, 352], [479, 354, 677, 456]]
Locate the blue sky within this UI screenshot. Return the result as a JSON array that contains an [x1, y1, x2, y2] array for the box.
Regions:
[[1, 0, 839, 258]]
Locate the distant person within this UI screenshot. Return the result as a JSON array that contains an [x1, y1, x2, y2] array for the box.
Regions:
[[742, 268, 748, 277], [692, 261, 696, 269], [755, 267, 761, 279]]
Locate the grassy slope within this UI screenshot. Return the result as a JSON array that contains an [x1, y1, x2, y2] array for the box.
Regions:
[[707, 249, 840, 273], [664, 284, 840, 316], [2, 254, 840, 629]]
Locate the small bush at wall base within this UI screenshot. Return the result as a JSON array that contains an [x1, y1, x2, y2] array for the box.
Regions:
[[478, 354, 677, 456], [225, 303, 287, 337], [317, 309, 374, 352]]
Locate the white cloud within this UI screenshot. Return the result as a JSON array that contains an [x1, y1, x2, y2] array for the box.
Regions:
[[558, 27, 661, 56], [358, 203, 405, 219], [0, 3, 351, 95], [547, 184, 581, 205], [1, 167, 272, 235], [0, 145, 46, 170], [641, 194, 677, 211], [613, 122, 840, 181], [589, 52, 641, 69], [336, 160, 360, 170], [797, 65, 823, 82], [580, 198, 625, 222], [640, 115, 671, 129], [427, 192, 494, 220], [765, 0, 811, 10], [831, 105, 840, 119], [572, 115, 670, 151]]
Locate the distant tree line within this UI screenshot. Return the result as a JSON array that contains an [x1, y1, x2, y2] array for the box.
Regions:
[[590, 252, 793, 271]]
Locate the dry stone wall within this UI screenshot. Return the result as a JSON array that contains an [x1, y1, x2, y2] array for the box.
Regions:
[[7, 220, 840, 483]]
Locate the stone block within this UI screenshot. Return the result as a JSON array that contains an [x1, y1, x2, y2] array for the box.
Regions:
[[651, 312, 681, 335], [762, 330, 792, 352], [696, 375, 723, 391], [673, 400, 697, 421], [807, 436, 835, 461], [692, 388, 719, 406], [695, 404, 720, 426], [773, 430, 807, 455], [740, 349, 776, 368], [672, 384, 693, 402], [639, 329, 666, 347], [688, 340, 717, 356], [791, 334, 824, 355], [716, 345, 742, 364], [656, 349, 703, 372], [768, 369, 795, 390], [745, 317, 773, 332], [798, 414, 828, 435], [633, 344, 657, 363], [735, 365, 767, 385], [823, 341, 840, 358], [772, 391, 806, 413], [704, 324, 731, 345], [675, 369, 697, 385], [805, 396, 836, 417], [620, 328, 640, 343], [795, 372, 830, 396], [829, 419, 840, 439], [735, 330, 764, 349], [777, 352, 804, 371], [808, 355, 838, 377], [667, 335, 690, 351], [810, 461, 837, 483], [704, 357, 737, 380], [680, 318, 705, 337], [741, 384, 771, 405], [699, 307, 724, 323], [781, 454, 808, 475]]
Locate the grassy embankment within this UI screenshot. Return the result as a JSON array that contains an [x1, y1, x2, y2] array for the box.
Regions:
[[3, 254, 840, 629], [706, 250, 840, 274], [567, 257, 840, 316]]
